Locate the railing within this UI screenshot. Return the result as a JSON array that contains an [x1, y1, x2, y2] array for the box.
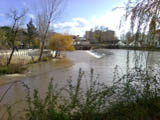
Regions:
[[0, 49, 55, 57]]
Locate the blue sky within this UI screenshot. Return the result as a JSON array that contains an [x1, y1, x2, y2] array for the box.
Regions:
[[0, 0, 127, 37]]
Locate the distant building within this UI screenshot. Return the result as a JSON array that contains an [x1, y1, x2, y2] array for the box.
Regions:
[[73, 35, 90, 46], [85, 30, 119, 45]]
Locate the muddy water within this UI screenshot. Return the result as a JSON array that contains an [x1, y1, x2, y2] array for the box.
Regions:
[[0, 49, 160, 118]]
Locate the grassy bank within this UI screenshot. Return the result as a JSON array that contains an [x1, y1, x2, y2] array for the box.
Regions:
[[0, 64, 26, 75], [0, 57, 28, 75], [0, 56, 53, 76], [1, 67, 160, 120]]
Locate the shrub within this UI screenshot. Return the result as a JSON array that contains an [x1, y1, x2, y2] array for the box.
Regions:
[[2, 67, 160, 120], [22, 80, 69, 120]]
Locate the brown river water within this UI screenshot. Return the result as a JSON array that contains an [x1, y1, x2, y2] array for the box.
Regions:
[[0, 49, 160, 118]]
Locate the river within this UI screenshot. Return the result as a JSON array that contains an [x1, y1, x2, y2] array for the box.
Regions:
[[0, 49, 160, 118]]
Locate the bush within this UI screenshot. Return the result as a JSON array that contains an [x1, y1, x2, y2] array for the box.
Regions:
[[105, 97, 160, 120], [2, 67, 160, 120], [22, 80, 69, 120]]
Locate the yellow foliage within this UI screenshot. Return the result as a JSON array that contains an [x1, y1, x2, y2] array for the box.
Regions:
[[48, 33, 75, 51], [34, 37, 41, 48]]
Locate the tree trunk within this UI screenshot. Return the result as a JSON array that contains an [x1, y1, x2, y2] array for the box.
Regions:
[[38, 23, 49, 61], [7, 47, 15, 66], [58, 51, 61, 57], [38, 39, 45, 61], [55, 51, 58, 58]]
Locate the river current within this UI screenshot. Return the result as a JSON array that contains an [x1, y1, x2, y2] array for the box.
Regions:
[[0, 49, 160, 118]]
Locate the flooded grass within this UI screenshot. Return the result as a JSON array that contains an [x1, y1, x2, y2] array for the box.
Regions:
[[51, 58, 74, 68], [0, 57, 28, 76]]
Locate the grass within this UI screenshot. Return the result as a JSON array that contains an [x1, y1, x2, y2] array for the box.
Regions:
[[0, 56, 53, 75], [0, 64, 26, 75], [0, 57, 27, 75]]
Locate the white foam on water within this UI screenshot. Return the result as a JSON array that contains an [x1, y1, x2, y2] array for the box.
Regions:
[[86, 50, 103, 59]]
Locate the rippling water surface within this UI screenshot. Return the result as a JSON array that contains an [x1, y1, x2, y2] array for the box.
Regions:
[[0, 49, 160, 117]]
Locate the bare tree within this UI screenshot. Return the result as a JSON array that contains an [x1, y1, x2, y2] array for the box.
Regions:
[[35, 0, 65, 61], [6, 9, 27, 65]]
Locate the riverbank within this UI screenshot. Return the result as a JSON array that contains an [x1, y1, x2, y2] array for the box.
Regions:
[[95, 45, 160, 52], [0, 56, 73, 86], [75, 43, 160, 52], [119, 46, 160, 51], [0, 49, 56, 75], [0, 55, 40, 75]]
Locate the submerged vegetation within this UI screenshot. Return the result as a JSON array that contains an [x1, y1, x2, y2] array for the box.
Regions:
[[0, 58, 27, 75], [0, 56, 53, 75], [0, 64, 26, 75]]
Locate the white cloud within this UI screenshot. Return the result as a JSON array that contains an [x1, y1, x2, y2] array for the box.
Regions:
[[53, 9, 129, 37], [53, 18, 92, 36], [91, 9, 125, 36]]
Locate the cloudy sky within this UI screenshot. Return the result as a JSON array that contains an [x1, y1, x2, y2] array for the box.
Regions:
[[0, 0, 128, 37]]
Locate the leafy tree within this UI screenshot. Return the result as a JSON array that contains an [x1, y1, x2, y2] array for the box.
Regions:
[[48, 33, 75, 58], [0, 26, 12, 49], [94, 31, 102, 43], [0, 29, 7, 49], [93, 26, 108, 43], [94, 26, 108, 32], [34, 37, 41, 48], [26, 19, 37, 48], [123, 0, 160, 45]]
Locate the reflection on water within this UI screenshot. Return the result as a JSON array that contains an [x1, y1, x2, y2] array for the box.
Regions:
[[0, 49, 160, 116]]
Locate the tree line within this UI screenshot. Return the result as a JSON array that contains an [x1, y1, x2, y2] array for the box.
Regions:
[[0, 19, 39, 50], [0, 0, 74, 65]]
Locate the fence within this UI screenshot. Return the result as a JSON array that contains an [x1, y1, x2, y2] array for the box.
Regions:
[[0, 49, 55, 58]]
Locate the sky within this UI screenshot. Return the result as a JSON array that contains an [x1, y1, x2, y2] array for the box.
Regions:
[[0, 0, 128, 37]]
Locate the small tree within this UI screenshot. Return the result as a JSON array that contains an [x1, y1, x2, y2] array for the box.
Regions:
[[35, 0, 66, 61], [0, 26, 13, 49], [48, 33, 74, 58], [123, 0, 160, 44], [6, 9, 27, 65], [26, 19, 37, 48], [94, 26, 108, 43]]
